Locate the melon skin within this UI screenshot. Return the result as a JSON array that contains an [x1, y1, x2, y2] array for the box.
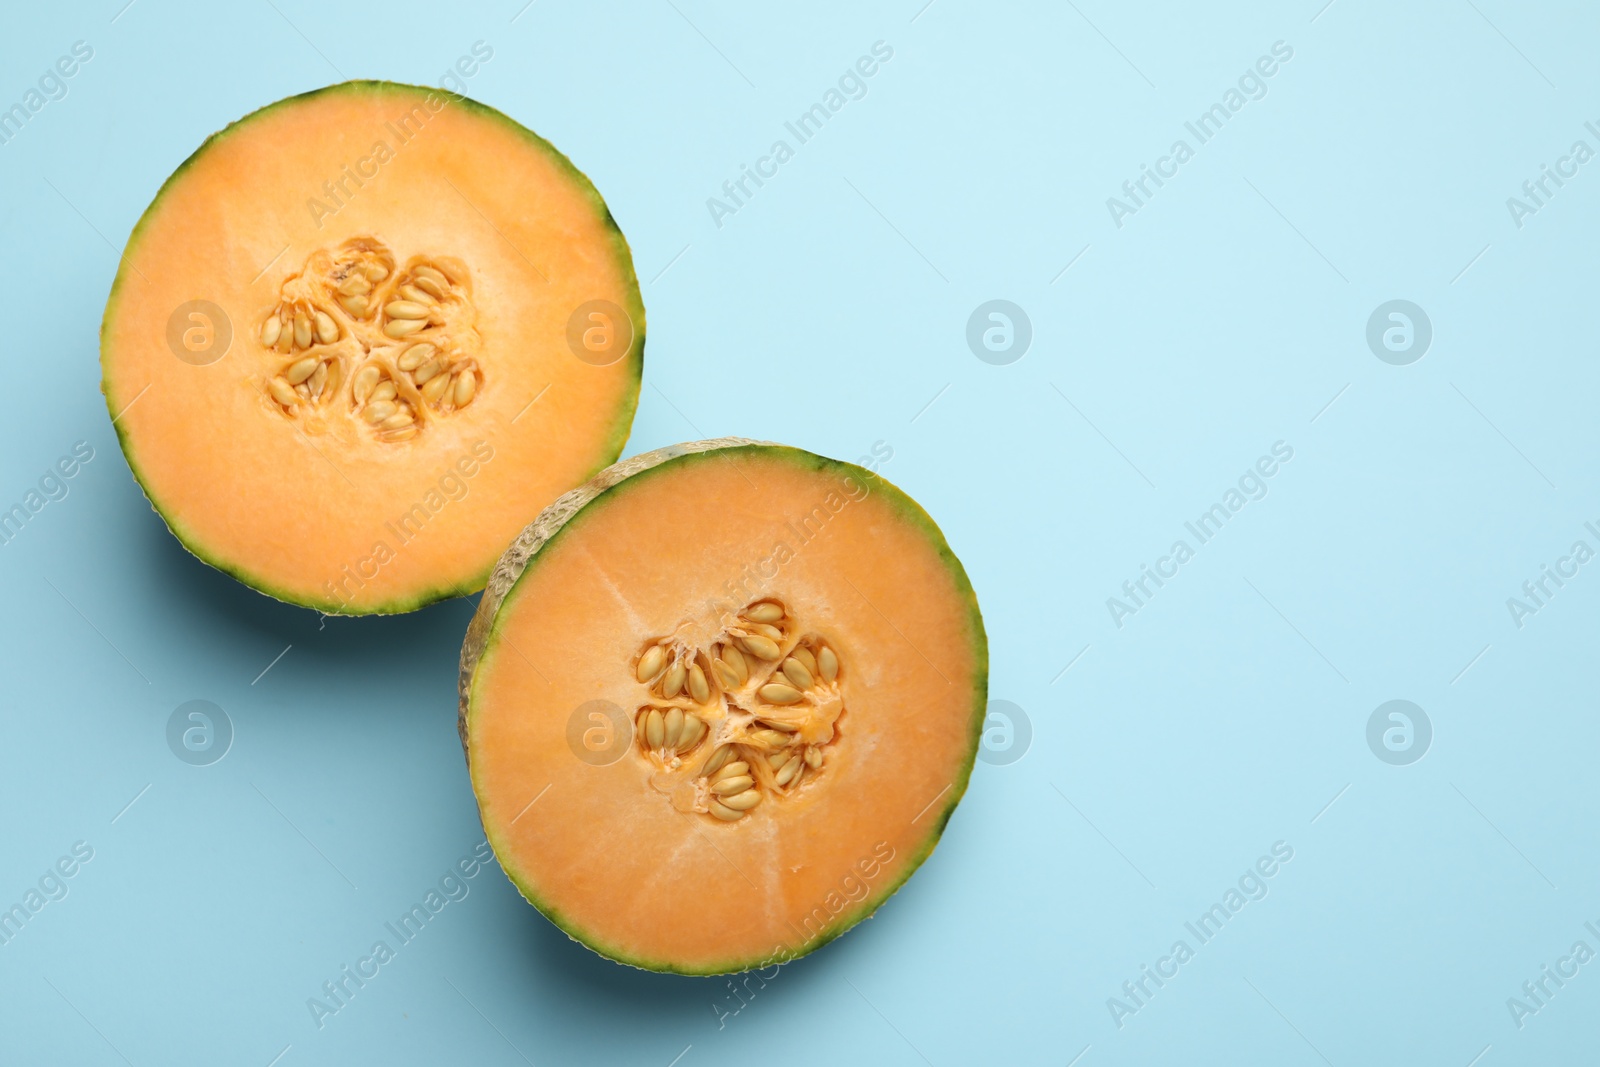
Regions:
[[459, 439, 988, 975], [100, 81, 644, 615]]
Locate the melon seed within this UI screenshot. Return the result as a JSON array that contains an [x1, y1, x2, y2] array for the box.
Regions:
[[268, 378, 298, 407], [352, 366, 380, 404], [370, 380, 398, 403], [339, 295, 369, 317], [709, 801, 744, 822], [790, 647, 818, 674], [804, 747, 823, 769], [711, 760, 748, 784], [452, 370, 477, 407], [760, 719, 799, 733], [413, 275, 447, 300], [678, 714, 706, 751], [687, 663, 710, 704], [759, 683, 802, 705], [712, 658, 740, 688], [661, 663, 686, 699], [711, 775, 753, 797], [636, 645, 666, 683], [745, 602, 784, 623], [744, 622, 784, 641], [721, 790, 762, 811], [398, 344, 434, 371], [384, 318, 426, 339], [412, 359, 444, 384], [314, 311, 338, 344], [385, 300, 431, 320], [379, 411, 414, 431], [308, 362, 329, 399], [293, 312, 312, 349], [663, 707, 684, 749], [644, 709, 664, 749], [739, 635, 781, 661], [720, 645, 749, 683], [767, 752, 789, 768], [781, 658, 814, 691], [420, 373, 451, 404], [703, 745, 735, 776], [362, 262, 389, 282], [260, 316, 282, 347], [285, 357, 318, 385], [774, 756, 802, 787], [746, 729, 790, 749], [414, 265, 448, 286], [363, 400, 396, 424], [818, 646, 838, 682]]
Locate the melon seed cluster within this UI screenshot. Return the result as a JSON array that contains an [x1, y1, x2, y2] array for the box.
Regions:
[[255, 237, 483, 443], [631, 599, 844, 822]]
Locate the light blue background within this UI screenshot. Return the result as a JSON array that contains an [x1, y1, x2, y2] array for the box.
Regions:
[[2, 1, 1596, 1064]]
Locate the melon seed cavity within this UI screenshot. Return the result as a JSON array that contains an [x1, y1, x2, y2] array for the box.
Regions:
[[630, 598, 845, 823], [256, 237, 484, 442]]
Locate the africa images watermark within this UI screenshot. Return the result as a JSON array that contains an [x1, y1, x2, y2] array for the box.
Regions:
[[710, 840, 898, 1029], [706, 41, 896, 229], [1503, 519, 1600, 630], [1505, 119, 1600, 230], [1505, 918, 1600, 1030], [692, 441, 893, 627], [305, 40, 494, 229], [305, 840, 497, 1029], [0, 440, 96, 549], [1107, 840, 1296, 1029], [323, 439, 496, 608], [0, 841, 95, 948], [0, 40, 94, 148], [1106, 41, 1294, 229], [1105, 441, 1294, 628]]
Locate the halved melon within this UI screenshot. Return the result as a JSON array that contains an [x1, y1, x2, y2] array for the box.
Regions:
[[458, 439, 987, 974], [100, 81, 643, 613]]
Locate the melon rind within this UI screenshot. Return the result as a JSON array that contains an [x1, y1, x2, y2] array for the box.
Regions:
[[458, 439, 988, 974]]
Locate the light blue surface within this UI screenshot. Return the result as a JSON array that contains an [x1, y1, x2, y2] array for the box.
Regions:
[[2, 1, 1596, 1064]]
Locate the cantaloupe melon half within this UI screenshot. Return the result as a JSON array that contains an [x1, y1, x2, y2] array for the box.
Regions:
[[100, 81, 643, 613], [459, 439, 987, 973]]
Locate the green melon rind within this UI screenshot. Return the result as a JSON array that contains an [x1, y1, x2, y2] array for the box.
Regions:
[[458, 439, 988, 975], [99, 80, 644, 616]]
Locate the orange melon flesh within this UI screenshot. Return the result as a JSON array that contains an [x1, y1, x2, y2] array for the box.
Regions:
[[461, 441, 987, 974], [100, 82, 642, 613]]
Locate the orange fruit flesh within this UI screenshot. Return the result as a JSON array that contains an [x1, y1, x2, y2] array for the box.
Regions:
[[466, 447, 986, 973]]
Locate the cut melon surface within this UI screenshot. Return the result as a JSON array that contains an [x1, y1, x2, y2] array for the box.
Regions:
[[100, 81, 643, 613], [459, 439, 987, 974]]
